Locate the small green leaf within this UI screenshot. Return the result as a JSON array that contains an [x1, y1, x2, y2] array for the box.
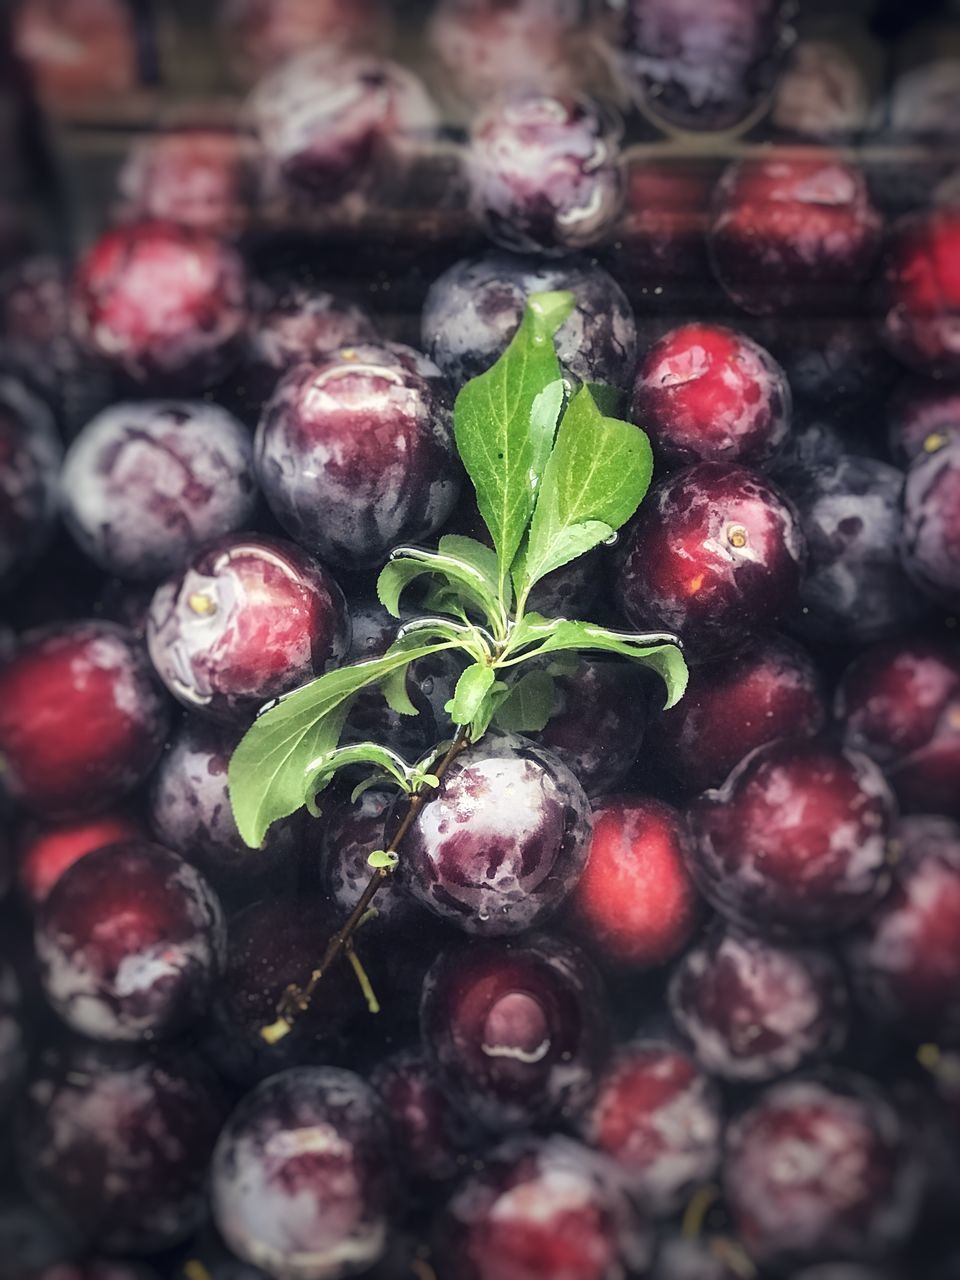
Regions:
[[377, 544, 504, 632], [368, 849, 399, 870], [453, 291, 573, 599], [303, 742, 415, 814], [351, 775, 393, 804], [517, 385, 654, 596], [585, 382, 625, 417], [505, 617, 688, 709], [469, 680, 511, 740], [438, 535, 501, 598], [494, 670, 557, 733], [227, 639, 455, 848], [380, 666, 418, 717], [446, 662, 497, 725]]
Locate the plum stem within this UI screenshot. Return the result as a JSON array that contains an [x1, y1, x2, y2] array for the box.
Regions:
[[262, 725, 471, 1043]]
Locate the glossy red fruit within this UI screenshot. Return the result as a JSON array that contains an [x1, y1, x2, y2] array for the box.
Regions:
[[434, 1134, 653, 1280], [36, 841, 225, 1042], [724, 1074, 922, 1270], [888, 380, 960, 467], [836, 638, 960, 820], [881, 209, 960, 378], [0, 621, 169, 818], [670, 925, 847, 1082], [115, 127, 256, 235], [654, 633, 826, 793], [211, 1067, 395, 1278], [569, 795, 699, 970], [578, 1039, 721, 1216], [420, 933, 610, 1133], [72, 222, 248, 390], [709, 153, 882, 315], [632, 323, 791, 469], [845, 816, 960, 1042], [401, 732, 592, 935], [146, 533, 348, 723], [616, 462, 806, 657], [18, 810, 143, 906], [255, 343, 460, 570], [688, 739, 896, 938], [18, 1043, 226, 1255], [901, 438, 960, 610], [466, 91, 624, 255]]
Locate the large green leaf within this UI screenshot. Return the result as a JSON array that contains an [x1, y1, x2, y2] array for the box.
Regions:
[[377, 541, 505, 633], [517, 386, 653, 597], [228, 640, 454, 848], [453, 291, 574, 599], [505, 616, 688, 709], [493, 669, 557, 733], [446, 662, 496, 725]]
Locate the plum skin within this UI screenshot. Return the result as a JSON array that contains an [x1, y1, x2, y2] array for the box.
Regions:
[[61, 400, 258, 582], [0, 621, 170, 819], [210, 1066, 395, 1280], [35, 841, 226, 1043], [255, 344, 461, 570], [399, 731, 592, 935]]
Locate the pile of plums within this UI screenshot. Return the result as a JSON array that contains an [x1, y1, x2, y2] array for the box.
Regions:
[[2, 2, 960, 1279]]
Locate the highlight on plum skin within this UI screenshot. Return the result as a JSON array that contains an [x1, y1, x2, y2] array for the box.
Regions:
[[568, 794, 700, 971], [17, 810, 144, 906], [880, 208, 960, 379], [146, 532, 349, 724]]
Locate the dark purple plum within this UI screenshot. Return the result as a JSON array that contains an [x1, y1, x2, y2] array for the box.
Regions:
[[0, 1192, 80, 1277], [578, 1039, 722, 1216], [761, 318, 895, 429], [220, 0, 388, 81], [35, 841, 225, 1042], [0, 376, 61, 592], [400, 731, 592, 934], [249, 50, 437, 202], [211, 1067, 395, 1278], [243, 274, 378, 405], [880, 210, 960, 379], [114, 126, 256, 235], [0, 255, 90, 422], [421, 251, 637, 389], [653, 632, 826, 793], [835, 638, 960, 820], [632, 323, 791, 469], [17, 1042, 226, 1254], [613, 0, 794, 133], [466, 91, 623, 255], [709, 154, 882, 316], [0, 964, 26, 1110], [369, 1047, 476, 1184], [428, 0, 581, 107], [888, 380, 960, 466], [688, 739, 895, 938], [0, 621, 170, 818], [533, 657, 648, 795], [434, 1133, 653, 1280], [321, 789, 421, 930], [420, 933, 609, 1133], [569, 794, 700, 971], [72, 221, 248, 391], [255, 343, 460, 570], [724, 1073, 922, 1270], [669, 925, 847, 1082], [18, 809, 145, 905], [781, 454, 926, 645], [170, 1233, 270, 1280], [146, 533, 348, 723], [844, 816, 960, 1042], [149, 716, 302, 885], [616, 462, 806, 657], [61, 401, 258, 581], [207, 895, 366, 1085], [900, 438, 960, 610], [28, 1266, 159, 1280]]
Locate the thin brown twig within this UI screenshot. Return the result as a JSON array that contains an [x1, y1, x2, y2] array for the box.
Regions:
[[262, 726, 471, 1043]]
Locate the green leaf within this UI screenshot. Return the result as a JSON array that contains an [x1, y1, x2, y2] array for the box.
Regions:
[[437, 535, 501, 598], [303, 742, 415, 815], [494, 670, 557, 733], [227, 639, 455, 848], [380, 665, 418, 716], [469, 681, 511, 740], [585, 382, 625, 417], [505, 617, 688, 709], [368, 849, 399, 870], [446, 662, 497, 725], [517, 385, 654, 595], [453, 291, 574, 598], [377, 544, 505, 633]]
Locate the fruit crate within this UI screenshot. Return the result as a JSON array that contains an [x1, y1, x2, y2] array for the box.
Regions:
[[3, 3, 960, 1280]]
